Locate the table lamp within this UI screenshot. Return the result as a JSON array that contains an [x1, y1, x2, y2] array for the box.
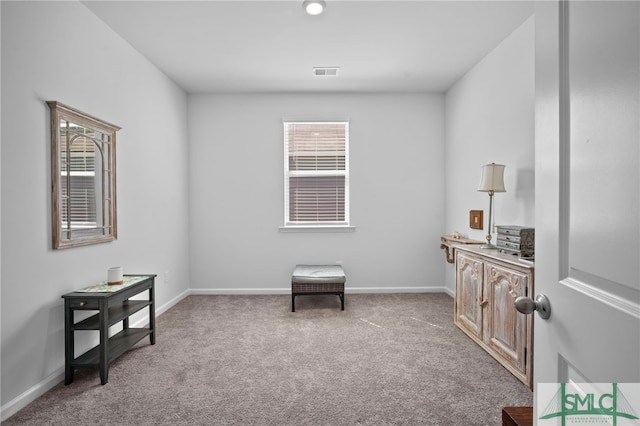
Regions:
[[478, 163, 506, 248]]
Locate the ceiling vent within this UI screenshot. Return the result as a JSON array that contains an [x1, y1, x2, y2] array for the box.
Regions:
[[313, 67, 340, 77]]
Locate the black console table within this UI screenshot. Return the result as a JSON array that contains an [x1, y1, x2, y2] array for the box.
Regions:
[[61, 274, 156, 385]]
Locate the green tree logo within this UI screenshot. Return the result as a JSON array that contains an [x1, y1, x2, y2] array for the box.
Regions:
[[540, 383, 639, 425]]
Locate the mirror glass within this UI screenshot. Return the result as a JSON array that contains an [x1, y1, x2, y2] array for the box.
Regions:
[[48, 102, 120, 249]]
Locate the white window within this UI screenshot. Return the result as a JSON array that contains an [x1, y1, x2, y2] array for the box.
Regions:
[[283, 121, 350, 228]]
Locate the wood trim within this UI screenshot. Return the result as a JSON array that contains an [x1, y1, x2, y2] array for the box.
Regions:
[[48, 101, 120, 249], [502, 406, 532, 426]]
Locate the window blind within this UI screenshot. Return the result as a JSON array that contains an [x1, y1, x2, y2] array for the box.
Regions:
[[61, 128, 98, 226], [284, 122, 349, 225], [61, 174, 97, 225]]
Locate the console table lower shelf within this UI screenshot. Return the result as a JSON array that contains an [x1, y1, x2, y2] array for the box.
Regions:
[[61, 274, 156, 385]]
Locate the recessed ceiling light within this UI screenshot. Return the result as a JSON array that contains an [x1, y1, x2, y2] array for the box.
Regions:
[[303, 0, 326, 16]]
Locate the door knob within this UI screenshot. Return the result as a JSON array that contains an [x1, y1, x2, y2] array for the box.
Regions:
[[514, 294, 551, 320]]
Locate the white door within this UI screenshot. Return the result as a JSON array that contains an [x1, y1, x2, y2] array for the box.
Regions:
[[534, 0, 640, 423]]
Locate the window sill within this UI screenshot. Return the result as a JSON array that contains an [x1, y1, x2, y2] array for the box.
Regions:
[[279, 225, 356, 233]]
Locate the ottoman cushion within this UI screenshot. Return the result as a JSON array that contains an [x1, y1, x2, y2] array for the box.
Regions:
[[292, 265, 346, 284]]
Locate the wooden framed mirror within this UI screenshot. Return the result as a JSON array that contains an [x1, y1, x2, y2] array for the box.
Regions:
[[48, 101, 120, 249]]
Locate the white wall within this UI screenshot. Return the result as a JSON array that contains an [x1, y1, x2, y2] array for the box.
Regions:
[[188, 93, 445, 293], [1, 1, 190, 417], [0, 0, 3, 414], [444, 16, 535, 293], [0, 1, 535, 419]]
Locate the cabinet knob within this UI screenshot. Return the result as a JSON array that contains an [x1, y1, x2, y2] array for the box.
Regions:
[[514, 294, 551, 320], [479, 299, 489, 307], [79, 301, 86, 307]]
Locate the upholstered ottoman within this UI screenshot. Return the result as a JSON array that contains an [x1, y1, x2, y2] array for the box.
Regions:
[[291, 265, 345, 312]]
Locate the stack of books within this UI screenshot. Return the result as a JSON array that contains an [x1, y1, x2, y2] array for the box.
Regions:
[[496, 226, 534, 258]]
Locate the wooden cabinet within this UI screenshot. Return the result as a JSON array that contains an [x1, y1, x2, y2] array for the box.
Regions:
[[454, 246, 534, 389]]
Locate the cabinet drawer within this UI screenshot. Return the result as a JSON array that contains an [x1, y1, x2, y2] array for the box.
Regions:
[[496, 226, 533, 236], [500, 234, 522, 243], [69, 299, 99, 309], [497, 239, 521, 250]]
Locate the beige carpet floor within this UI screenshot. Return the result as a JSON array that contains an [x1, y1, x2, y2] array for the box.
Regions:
[[3, 293, 532, 425]]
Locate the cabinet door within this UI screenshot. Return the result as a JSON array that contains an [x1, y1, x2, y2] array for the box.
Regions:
[[484, 262, 531, 378], [455, 252, 484, 340]]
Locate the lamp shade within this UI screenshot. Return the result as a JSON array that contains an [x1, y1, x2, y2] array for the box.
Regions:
[[478, 163, 506, 193]]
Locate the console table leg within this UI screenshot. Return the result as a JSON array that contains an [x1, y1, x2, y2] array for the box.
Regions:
[[99, 299, 109, 385], [149, 285, 156, 345], [64, 299, 74, 385]]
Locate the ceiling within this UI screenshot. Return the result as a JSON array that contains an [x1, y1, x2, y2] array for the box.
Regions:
[[83, 0, 534, 93]]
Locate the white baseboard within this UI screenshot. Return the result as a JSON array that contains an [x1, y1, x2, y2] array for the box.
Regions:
[[189, 287, 291, 295], [0, 368, 65, 422], [189, 286, 448, 295], [0, 289, 191, 422], [347, 286, 448, 294], [1, 286, 449, 421], [156, 288, 191, 316]]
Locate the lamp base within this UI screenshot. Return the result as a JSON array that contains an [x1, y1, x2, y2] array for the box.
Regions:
[[480, 243, 497, 249]]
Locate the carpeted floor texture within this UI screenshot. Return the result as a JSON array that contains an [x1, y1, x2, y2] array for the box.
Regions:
[[3, 293, 532, 425]]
